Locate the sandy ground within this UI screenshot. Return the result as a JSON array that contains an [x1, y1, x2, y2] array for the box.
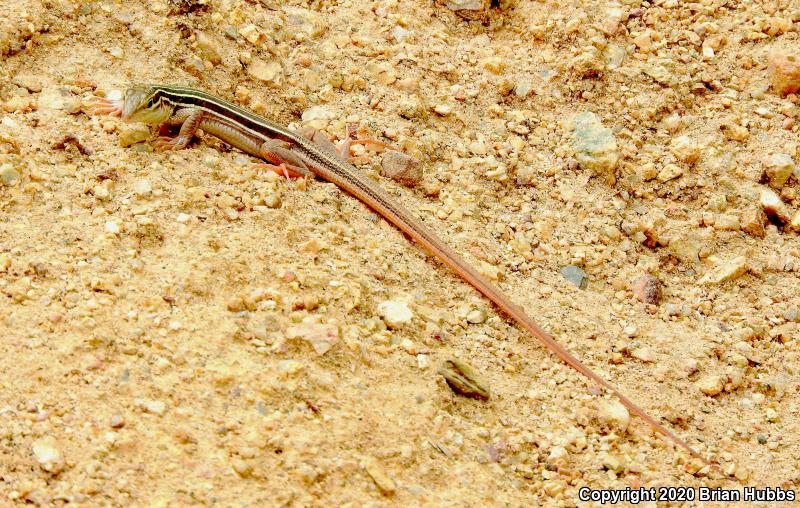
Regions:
[[1, 0, 800, 506]]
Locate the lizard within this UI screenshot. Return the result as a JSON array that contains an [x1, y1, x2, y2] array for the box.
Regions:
[[88, 84, 711, 466]]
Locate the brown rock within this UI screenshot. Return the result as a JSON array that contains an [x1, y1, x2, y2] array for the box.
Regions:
[[768, 51, 800, 97], [631, 274, 662, 305], [740, 208, 766, 238], [381, 150, 422, 187]]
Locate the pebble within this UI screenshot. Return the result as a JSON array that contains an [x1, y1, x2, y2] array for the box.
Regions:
[[286, 322, 339, 355], [466, 308, 487, 324], [597, 399, 630, 431], [110, 415, 125, 428], [0, 163, 21, 185], [657, 163, 683, 182], [765, 408, 778, 423], [137, 399, 166, 416], [133, 178, 152, 196], [0, 252, 11, 272], [104, 221, 121, 234], [721, 123, 748, 142], [195, 30, 222, 65], [763, 153, 795, 188], [248, 58, 283, 87], [301, 105, 336, 131], [631, 346, 656, 363], [739, 208, 766, 238], [381, 150, 422, 187], [571, 112, 619, 176], [699, 256, 748, 285], [119, 125, 151, 147], [12, 73, 42, 93], [600, 452, 624, 472], [560, 265, 588, 289], [546, 446, 569, 469], [263, 192, 281, 208], [31, 437, 64, 474], [438, 359, 490, 400], [670, 135, 702, 164], [232, 458, 253, 478], [790, 210, 800, 232], [697, 375, 724, 396], [376, 299, 413, 329], [759, 188, 790, 223], [363, 457, 396, 496], [239, 24, 266, 46], [767, 51, 800, 97]]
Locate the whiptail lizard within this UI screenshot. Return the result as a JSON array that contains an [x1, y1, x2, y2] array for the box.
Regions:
[[89, 84, 710, 466]]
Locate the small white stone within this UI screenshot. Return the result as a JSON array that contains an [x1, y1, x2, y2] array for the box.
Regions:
[[31, 437, 64, 473], [138, 399, 167, 416], [176, 213, 190, 223], [433, 104, 452, 116], [760, 187, 790, 222], [399, 338, 417, 354], [105, 221, 121, 234], [377, 299, 413, 329], [301, 105, 336, 130], [697, 375, 724, 396], [631, 346, 656, 363], [546, 446, 570, 468], [699, 256, 748, 285], [597, 399, 630, 431], [133, 178, 152, 195]]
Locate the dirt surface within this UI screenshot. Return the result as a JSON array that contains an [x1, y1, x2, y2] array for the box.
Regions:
[[1, 0, 800, 506]]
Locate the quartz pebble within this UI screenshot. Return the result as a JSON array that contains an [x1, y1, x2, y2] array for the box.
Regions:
[[697, 375, 724, 396], [301, 105, 336, 130], [31, 437, 64, 474], [465, 308, 487, 324], [759, 188, 790, 223], [377, 299, 413, 329], [133, 178, 152, 196], [597, 399, 630, 431], [119, 125, 150, 147], [137, 399, 166, 416], [571, 112, 619, 177]]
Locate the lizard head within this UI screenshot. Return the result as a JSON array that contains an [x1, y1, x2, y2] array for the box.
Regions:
[[119, 85, 174, 124], [87, 85, 173, 124]]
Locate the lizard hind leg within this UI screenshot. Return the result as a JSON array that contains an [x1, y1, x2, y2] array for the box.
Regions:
[[256, 140, 315, 179], [296, 125, 396, 162]]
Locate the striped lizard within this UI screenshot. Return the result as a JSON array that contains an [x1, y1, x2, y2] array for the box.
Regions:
[[89, 85, 710, 466]]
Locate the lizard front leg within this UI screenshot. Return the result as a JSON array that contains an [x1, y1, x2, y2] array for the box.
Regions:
[[154, 108, 204, 151]]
